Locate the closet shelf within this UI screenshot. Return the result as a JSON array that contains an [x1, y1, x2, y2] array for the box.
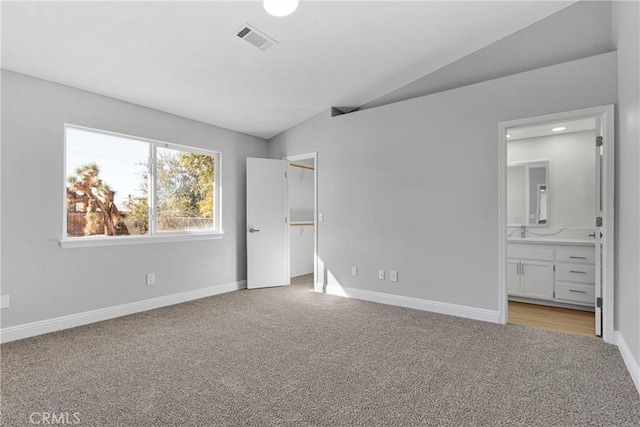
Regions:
[[290, 163, 315, 171]]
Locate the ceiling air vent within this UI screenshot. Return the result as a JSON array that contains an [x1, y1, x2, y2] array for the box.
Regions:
[[236, 24, 277, 52]]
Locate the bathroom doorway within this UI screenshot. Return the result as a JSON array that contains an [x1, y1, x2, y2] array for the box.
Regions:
[[498, 105, 615, 343], [285, 153, 318, 290]]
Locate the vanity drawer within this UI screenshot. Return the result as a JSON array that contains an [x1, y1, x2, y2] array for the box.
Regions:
[[556, 263, 595, 283], [508, 246, 554, 261], [555, 250, 595, 264], [555, 282, 595, 305]]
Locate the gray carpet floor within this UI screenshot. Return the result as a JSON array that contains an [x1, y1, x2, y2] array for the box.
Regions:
[[1, 274, 639, 426]]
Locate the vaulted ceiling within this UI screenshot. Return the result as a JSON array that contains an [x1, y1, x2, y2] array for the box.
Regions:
[[2, 1, 585, 139]]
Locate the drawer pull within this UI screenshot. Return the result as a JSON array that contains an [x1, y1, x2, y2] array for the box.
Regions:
[[570, 256, 586, 259], [569, 270, 586, 274], [569, 289, 587, 294]]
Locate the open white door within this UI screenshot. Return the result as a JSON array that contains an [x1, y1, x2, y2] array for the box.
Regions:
[[246, 158, 289, 289], [594, 127, 604, 337]]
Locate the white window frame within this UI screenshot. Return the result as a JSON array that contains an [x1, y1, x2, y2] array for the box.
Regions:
[[61, 124, 223, 248]]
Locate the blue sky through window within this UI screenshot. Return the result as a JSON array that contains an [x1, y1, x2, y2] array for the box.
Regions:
[[66, 127, 149, 210]]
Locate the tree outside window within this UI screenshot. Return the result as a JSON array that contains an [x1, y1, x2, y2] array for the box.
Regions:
[[65, 126, 219, 239]]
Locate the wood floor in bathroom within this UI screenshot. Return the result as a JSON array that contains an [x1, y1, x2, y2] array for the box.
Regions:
[[508, 301, 596, 337]]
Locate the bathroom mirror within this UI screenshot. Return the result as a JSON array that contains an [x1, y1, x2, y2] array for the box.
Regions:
[[507, 160, 549, 226]]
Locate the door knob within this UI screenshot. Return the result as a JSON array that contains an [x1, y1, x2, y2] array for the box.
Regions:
[[249, 228, 260, 233]]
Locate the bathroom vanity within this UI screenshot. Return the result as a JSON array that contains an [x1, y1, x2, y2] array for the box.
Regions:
[[507, 239, 595, 309], [506, 132, 602, 312]]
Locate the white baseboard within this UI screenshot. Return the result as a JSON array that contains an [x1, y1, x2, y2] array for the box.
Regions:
[[324, 284, 500, 324], [0, 280, 247, 344], [615, 331, 640, 394]]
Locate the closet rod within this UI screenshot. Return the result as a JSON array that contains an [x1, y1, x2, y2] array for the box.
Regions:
[[290, 222, 314, 227], [290, 163, 315, 171]]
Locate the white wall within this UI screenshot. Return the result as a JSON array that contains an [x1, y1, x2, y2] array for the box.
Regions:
[[268, 52, 617, 313], [290, 225, 314, 277], [507, 166, 526, 224], [288, 160, 315, 277], [288, 161, 314, 222], [612, 0, 640, 377], [508, 130, 595, 228], [0, 70, 267, 328]]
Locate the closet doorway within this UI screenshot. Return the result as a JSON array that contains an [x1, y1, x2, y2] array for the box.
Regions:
[[285, 153, 318, 290], [498, 105, 615, 343]]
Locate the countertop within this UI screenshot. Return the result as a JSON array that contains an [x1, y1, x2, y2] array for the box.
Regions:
[[507, 237, 595, 246]]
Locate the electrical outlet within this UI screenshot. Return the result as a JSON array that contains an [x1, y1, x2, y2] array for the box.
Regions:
[[378, 270, 385, 280], [389, 270, 398, 282], [319, 213, 324, 222], [146, 273, 156, 286], [351, 267, 358, 277]]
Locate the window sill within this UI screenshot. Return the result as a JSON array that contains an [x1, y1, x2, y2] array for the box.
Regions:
[[59, 232, 224, 249]]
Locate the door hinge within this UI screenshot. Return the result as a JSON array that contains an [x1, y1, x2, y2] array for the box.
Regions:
[[596, 136, 603, 147], [596, 297, 602, 308], [285, 217, 288, 224], [285, 171, 287, 178], [553, 265, 556, 271], [553, 292, 556, 298], [596, 216, 603, 227]]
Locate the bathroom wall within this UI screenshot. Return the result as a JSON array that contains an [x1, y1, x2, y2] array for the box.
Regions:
[[507, 130, 595, 229], [507, 166, 527, 224]]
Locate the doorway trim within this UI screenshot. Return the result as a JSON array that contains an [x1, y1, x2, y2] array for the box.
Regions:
[[498, 105, 615, 343], [284, 152, 320, 292]]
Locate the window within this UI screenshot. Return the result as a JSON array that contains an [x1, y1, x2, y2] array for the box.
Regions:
[[63, 125, 221, 246]]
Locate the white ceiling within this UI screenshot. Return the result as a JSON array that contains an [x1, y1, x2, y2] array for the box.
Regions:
[[362, 0, 613, 110], [1, 1, 576, 139], [507, 118, 596, 141]]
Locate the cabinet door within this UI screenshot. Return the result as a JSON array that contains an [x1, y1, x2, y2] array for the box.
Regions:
[[507, 260, 522, 296], [521, 261, 554, 300]]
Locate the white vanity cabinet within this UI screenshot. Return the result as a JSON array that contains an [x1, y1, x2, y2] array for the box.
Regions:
[[506, 260, 521, 295], [507, 240, 595, 308], [554, 248, 596, 306], [507, 246, 554, 300]]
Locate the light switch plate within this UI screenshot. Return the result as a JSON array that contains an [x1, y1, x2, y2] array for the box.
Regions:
[[351, 267, 358, 277]]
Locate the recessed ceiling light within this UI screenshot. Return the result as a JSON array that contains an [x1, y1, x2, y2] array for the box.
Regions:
[[264, 0, 299, 17], [552, 126, 567, 132], [506, 134, 511, 138]]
